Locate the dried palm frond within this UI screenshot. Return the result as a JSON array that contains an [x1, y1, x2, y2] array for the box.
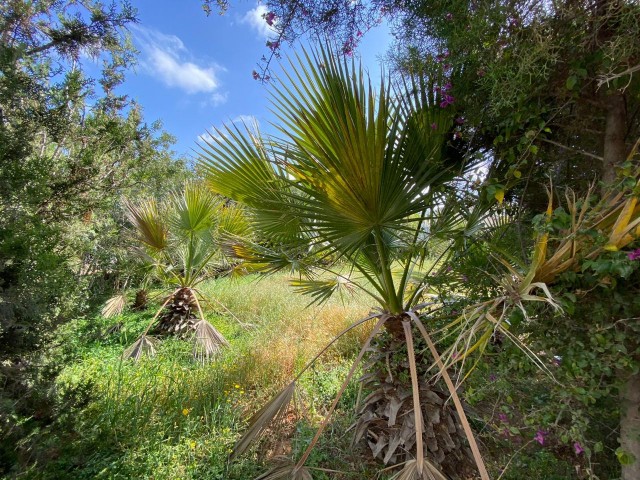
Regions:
[[123, 334, 160, 361], [390, 459, 447, 480], [255, 460, 313, 480], [193, 319, 228, 361], [231, 381, 297, 461], [125, 198, 168, 251], [101, 294, 127, 318]]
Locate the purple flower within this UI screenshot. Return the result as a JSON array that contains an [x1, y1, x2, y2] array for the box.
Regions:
[[498, 413, 509, 423], [443, 63, 452, 71], [627, 248, 640, 261], [489, 373, 497, 382], [264, 11, 276, 26], [440, 94, 455, 108], [442, 82, 452, 92], [266, 40, 280, 50], [431, 122, 438, 130], [435, 50, 450, 63], [574, 442, 584, 455], [456, 116, 465, 125], [534, 429, 547, 445], [446, 12, 453, 20]]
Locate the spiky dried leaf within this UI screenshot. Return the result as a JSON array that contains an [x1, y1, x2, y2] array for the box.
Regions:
[[193, 319, 228, 361], [390, 459, 447, 480], [123, 335, 160, 361], [102, 294, 126, 318], [255, 462, 313, 480], [231, 381, 296, 461]]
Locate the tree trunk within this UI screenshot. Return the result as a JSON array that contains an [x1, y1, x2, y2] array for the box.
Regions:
[[601, 92, 627, 186], [620, 370, 640, 480]]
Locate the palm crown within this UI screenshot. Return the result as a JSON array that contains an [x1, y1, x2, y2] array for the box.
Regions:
[[199, 47, 470, 315]]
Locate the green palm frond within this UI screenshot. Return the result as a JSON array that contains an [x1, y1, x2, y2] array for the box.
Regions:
[[290, 275, 355, 306], [198, 124, 304, 243], [170, 181, 219, 235]]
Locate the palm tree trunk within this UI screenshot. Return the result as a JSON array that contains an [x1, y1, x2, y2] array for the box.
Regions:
[[601, 92, 627, 186], [355, 321, 476, 479]]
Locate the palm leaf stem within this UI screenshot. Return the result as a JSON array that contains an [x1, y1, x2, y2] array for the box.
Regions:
[[374, 227, 402, 314], [294, 314, 389, 472], [344, 251, 389, 301], [182, 232, 194, 287], [397, 213, 426, 304], [401, 320, 425, 475], [192, 287, 252, 329], [404, 244, 453, 309], [309, 262, 386, 306], [407, 311, 490, 480], [142, 288, 181, 336]]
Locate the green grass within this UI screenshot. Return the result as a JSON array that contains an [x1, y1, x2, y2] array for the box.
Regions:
[[11, 273, 375, 479]]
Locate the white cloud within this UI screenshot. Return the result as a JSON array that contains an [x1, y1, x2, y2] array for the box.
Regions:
[[198, 115, 260, 144], [242, 4, 277, 39], [132, 25, 226, 101]]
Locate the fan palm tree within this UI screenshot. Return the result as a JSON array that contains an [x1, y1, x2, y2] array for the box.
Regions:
[[198, 46, 491, 479], [106, 181, 250, 361]]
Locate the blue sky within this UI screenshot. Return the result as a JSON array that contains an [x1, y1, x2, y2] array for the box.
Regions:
[[114, 1, 392, 160]]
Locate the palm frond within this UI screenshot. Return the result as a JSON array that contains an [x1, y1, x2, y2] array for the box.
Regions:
[[193, 319, 228, 361], [123, 334, 160, 361], [230, 381, 297, 461], [170, 181, 219, 234], [101, 293, 127, 318], [255, 461, 313, 480], [125, 198, 167, 251], [290, 275, 356, 306], [390, 459, 447, 480]]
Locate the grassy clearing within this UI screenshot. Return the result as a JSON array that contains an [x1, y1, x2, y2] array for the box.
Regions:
[[15, 273, 376, 479]]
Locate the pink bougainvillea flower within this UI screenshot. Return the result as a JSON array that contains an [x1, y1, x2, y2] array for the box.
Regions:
[[266, 40, 280, 50], [574, 442, 584, 455], [534, 429, 547, 445], [627, 248, 640, 261], [252, 70, 260, 80], [265, 11, 276, 26]]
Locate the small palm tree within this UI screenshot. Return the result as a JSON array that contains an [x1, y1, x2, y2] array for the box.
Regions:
[[106, 181, 249, 361], [198, 47, 490, 479]]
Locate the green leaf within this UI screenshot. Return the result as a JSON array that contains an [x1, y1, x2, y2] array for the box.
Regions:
[[616, 447, 636, 466], [566, 75, 577, 90]]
